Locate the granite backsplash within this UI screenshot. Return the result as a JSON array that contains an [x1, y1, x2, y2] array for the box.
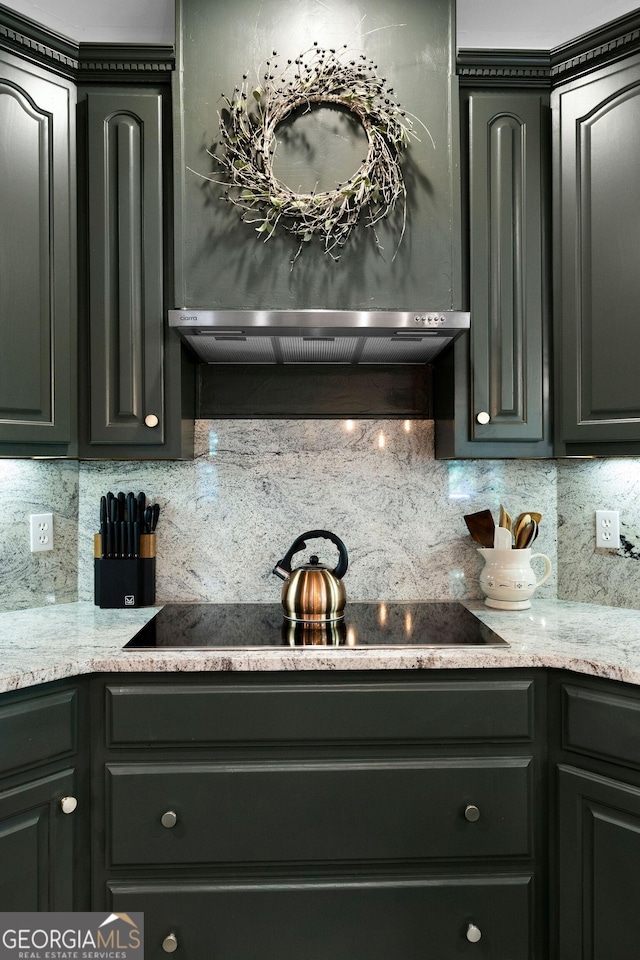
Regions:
[[0, 419, 639, 613]]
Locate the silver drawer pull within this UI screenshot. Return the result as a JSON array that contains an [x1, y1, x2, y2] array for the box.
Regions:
[[161, 810, 178, 829], [464, 804, 480, 822], [162, 933, 178, 953], [466, 923, 482, 943], [60, 796, 77, 815]]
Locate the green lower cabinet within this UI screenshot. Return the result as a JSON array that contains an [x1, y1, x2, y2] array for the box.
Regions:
[[557, 765, 640, 960], [551, 672, 640, 959], [92, 671, 545, 958], [0, 681, 87, 910], [109, 875, 533, 960], [0, 769, 78, 910]]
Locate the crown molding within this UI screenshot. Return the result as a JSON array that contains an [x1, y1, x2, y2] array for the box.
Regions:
[[0, 3, 78, 76], [77, 44, 174, 83], [551, 9, 640, 82], [457, 49, 551, 87], [3, 2, 639, 90], [0, 3, 173, 81], [458, 11, 640, 89]]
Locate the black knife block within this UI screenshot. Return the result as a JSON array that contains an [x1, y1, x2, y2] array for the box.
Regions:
[[94, 533, 156, 608], [94, 558, 156, 608]]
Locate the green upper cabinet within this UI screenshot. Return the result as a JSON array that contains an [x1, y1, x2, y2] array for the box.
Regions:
[[0, 50, 77, 456], [553, 51, 640, 455], [0, 6, 194, 460], [435, 86, 552, 458], [77, 84, 194, 459]]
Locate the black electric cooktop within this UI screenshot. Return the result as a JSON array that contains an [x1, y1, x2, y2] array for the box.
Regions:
[[123, 602, 508, 650]]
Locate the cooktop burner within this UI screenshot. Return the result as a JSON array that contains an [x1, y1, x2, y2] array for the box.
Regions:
[[123, 602, 508, 650]]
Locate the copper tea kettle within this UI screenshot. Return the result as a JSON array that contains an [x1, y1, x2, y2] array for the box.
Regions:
[[272, 529, 349, 622]]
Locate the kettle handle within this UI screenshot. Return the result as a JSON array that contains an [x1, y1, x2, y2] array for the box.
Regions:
[[274, 530, 349, 580]]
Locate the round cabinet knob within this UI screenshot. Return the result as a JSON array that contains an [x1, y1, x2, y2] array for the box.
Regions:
[[162, 933, 178, 953], [476, 411, 491, 425], [145, 414, 159, 428], [60, 796, 77, 815], [161, 810, 178, 829], [464, 804, 480, 822], [466, 923, 482, 943]]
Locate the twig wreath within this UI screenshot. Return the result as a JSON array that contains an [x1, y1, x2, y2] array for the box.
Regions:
[[202, 43, 426, 264]]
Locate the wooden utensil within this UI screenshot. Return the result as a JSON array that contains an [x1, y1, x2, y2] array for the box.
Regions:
[[512, 512, 529, 544], [515, 515, 535, 548], [498, 504, 512, 531], [464, 510, 496, 548]]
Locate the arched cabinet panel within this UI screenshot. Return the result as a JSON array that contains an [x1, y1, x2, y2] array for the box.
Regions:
[[435, 90, 552, 458], [0, 53, 76, 452], [470, 96, 547, 443], [554, 55, 640, 452], [85, 91, 165, 446]]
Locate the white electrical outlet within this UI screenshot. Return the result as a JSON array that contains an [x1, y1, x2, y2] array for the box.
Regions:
[[595, 509, 620, 549], [30, 513, 54, 552]]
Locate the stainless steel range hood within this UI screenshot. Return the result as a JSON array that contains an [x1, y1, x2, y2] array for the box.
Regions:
[[168, 309, 470, 365]]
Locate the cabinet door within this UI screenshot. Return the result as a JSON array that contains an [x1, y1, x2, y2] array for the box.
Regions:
[[109, 874, 533, 960], [0, 52, 76, 453], [84, 88, 165, 447], [80, 86, 194, 458], [554, 54, 640, 450], [557, 764, 640, 960], [0, 769, 77, 910], [435, 90, 552, 458]]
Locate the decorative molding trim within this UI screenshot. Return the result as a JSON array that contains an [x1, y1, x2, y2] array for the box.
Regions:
[[0, 4, 79, 75], [3, 1, 639, 91], [458, 13, 640, 89], [0, 4, 173, 81], [77, 45, 174, 82], [551, 11, 640, 82], [457, 50, 551, 87]]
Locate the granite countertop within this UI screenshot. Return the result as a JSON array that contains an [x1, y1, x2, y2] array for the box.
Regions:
[[1, 598, 640, 693]]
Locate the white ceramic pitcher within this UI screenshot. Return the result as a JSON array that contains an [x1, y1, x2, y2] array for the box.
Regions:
[[478, 547, 552, 610]]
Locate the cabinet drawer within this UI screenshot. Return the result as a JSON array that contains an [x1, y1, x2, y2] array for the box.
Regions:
[[563, 683, 640, 768], [107, 757, 532, 866], [108, 874, 533, 960], [0, 688, 77, 777], [106, 678, 534, 746]]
